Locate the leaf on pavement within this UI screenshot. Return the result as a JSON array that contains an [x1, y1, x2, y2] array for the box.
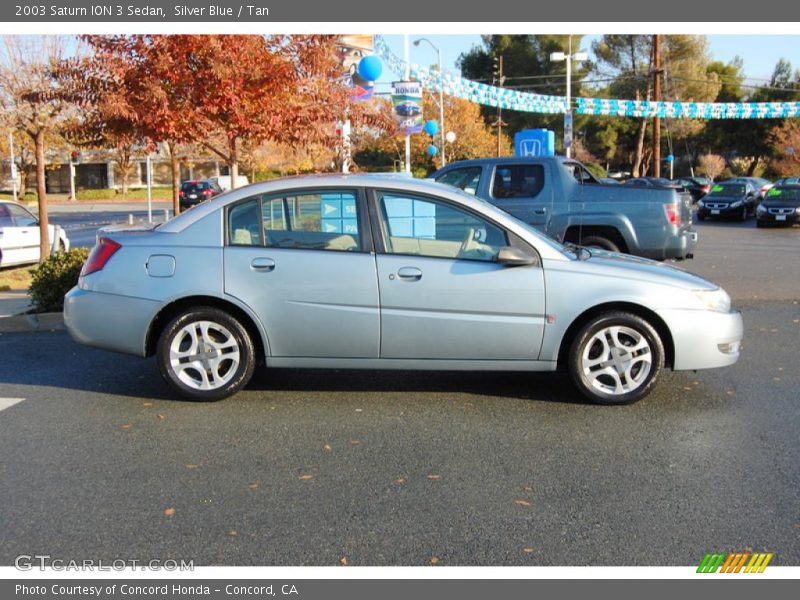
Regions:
[[142, 402, 154, 407], [163, 507, 176, 517], [157, 414, 166, 420], [430, 556, 440, 565], [523, 547, 535, 553], [120, 423, 132, 429], [248, 482, 260, 490], [228, 530, 239, 536], [349, 440, 361, 446], [515, 499, 531, 507], [427, 474, 441, 480], [323, 443, 333, 453], [395, 477, 406, 485], [185, 464, 199, 469], [340, 556, 349, 566], [298, 474, 314, 481]]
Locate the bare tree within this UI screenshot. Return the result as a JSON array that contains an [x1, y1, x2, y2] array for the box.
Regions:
[[0, 35, 74, 258], [697, 154, 726, 181]]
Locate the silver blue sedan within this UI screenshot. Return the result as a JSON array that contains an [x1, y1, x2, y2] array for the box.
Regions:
[[64, 175, 742, 405]]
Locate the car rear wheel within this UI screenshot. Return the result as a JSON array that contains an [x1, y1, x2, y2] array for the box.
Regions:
[[157, 307, 255, 401], [580, 235, 620, 253], [567, 311, 664, 405]]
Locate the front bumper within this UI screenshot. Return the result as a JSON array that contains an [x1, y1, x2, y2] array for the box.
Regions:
[[757, 212, 800, 226], [698, 204, 744, 218], [64, 287, 162, 357], [656, 307, 743, 370]]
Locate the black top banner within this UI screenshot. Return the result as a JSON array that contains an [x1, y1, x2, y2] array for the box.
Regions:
[[3, 0, 800, 22]]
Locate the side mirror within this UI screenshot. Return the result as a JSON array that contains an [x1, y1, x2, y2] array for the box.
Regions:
[[497, 246, 537, 266]]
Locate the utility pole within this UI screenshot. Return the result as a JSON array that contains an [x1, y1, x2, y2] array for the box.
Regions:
[[493, 55, 506, 157], [653, 34, 662, 178]]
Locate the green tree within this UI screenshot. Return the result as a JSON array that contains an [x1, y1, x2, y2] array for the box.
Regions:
[[457, 34, 591, 150]]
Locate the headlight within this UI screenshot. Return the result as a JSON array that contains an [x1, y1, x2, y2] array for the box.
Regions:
[[697, 200, 705, 208], [796, 207, 800, 214], [694, 288, 732, 313], [730, 200, 743, 208], [757, 204, 767, 214]]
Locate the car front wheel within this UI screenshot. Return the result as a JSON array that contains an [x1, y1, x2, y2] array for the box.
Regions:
[[567, 311, 664, 405], [157, 307, 256, 401]]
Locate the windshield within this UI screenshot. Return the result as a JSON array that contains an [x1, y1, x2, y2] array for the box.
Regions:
[[708, 184, 744, 196], [766, 187, 800, 204]]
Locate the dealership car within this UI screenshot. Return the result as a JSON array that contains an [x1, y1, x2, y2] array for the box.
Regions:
[[696, 181, 759, 221], [394, 102, 421, 117], [179, 180, 224, 210], [673, 177, 712, 203], [725, 176, 773, 200], [0, 200, 70, 267], [64, 175, 742, 405], [756, 184, 800, 227]]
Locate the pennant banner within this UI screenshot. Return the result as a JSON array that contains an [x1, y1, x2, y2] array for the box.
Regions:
[[374, 36, 800, 119]]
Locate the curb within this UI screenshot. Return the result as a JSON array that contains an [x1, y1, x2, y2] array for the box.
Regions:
[[0, 312, 65, 333]]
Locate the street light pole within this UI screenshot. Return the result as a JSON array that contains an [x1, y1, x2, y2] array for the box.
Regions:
[[550, 39, 588, 159], [414, 37, 446, 168]]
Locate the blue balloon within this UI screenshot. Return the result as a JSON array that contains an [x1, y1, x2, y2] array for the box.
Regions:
[[427, 145, 438, 156], [424, 120, 439, 136], [357, 56, 383, 82], [666, 154, 675, 162]]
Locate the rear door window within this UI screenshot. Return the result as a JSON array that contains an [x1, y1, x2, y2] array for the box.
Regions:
[[491, 164, 545, 199]]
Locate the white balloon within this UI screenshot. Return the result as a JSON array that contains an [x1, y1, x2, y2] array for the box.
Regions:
[[445, 131, 457, 144]]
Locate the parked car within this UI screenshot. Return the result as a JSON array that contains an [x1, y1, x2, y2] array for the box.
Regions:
[[598, 177, 621, 185], [756, 184, 800, 227], [697, 181, 759, 221], [0, 200, 70, 267], [724, 176, 773, 199], [623, 177, 683, 190], [64, 175, 742, 406], [209, 175, 249, 192], [179, 180, 223, 209], [673, 177, 712, 203], [771, 176, 800, 187], [432, 157, 697, 260]]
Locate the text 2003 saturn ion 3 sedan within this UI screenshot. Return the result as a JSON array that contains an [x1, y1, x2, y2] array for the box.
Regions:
[[64, 175, 742, 405]]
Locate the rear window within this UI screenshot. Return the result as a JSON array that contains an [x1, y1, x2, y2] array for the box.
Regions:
[[181, 182, 210, 192]]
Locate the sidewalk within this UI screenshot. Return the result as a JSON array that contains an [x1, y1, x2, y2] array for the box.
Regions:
[[0, 290, 64, 333]]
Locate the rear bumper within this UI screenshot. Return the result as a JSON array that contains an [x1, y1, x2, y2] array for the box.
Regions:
[[64, 287, 161, 357], [643, 227, 697, 260], [656, 307, 743, 370]]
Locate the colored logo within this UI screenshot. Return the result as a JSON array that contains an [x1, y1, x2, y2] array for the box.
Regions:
[[697, 552, 773, 573]]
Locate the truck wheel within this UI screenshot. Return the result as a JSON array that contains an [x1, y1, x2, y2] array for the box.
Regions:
[[580, 235, 620, 253], [157, 307, 256, 401], [567, 311, 664, 405]]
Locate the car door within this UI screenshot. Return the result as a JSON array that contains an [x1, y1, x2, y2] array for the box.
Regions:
[[371, 189, 546, 360], [222, 188, 381, 358], [0, 203, 40, 265], [488, 163, 550, 229]]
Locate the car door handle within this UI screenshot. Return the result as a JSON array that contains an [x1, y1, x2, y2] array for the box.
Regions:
[[534, 208, 547, 214], [250, 257, 275, 272], [396, 266, 422, 281]]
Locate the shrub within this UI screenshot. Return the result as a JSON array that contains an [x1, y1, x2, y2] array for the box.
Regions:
[[29, 247, 90, 313]]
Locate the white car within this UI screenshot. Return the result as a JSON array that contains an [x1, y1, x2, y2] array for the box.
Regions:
[[0, 200, 70, 267]]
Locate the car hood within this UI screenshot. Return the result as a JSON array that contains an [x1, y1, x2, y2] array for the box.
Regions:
[[567, 249, 718, 291], [702, 195, 744, 202]]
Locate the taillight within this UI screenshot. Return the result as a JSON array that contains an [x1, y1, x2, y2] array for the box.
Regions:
[[701, 185, 710, 193], [81, 237, 121, 276], [203, 189, 213, 196], [664, 204, 681, 227]]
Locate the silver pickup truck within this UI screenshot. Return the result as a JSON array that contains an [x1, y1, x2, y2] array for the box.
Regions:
[[431, 156, 697, 260]]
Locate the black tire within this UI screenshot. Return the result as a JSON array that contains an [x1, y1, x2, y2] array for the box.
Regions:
[[697, 212, 706, 221], [567, 311, 664, 405], [157, 306, 256, 401], [756, 220, 765, 228], [579, 235, 620, 253], [739, 206, 748, 221]]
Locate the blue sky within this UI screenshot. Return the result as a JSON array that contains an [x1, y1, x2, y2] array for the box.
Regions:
[[376, 34, 800, 91]]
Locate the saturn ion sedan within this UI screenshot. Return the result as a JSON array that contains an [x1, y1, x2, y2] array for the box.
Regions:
[[64, 175, 743, 405]]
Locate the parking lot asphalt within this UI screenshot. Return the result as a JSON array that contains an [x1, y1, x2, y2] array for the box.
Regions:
[[0, 218, 798, 566]]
